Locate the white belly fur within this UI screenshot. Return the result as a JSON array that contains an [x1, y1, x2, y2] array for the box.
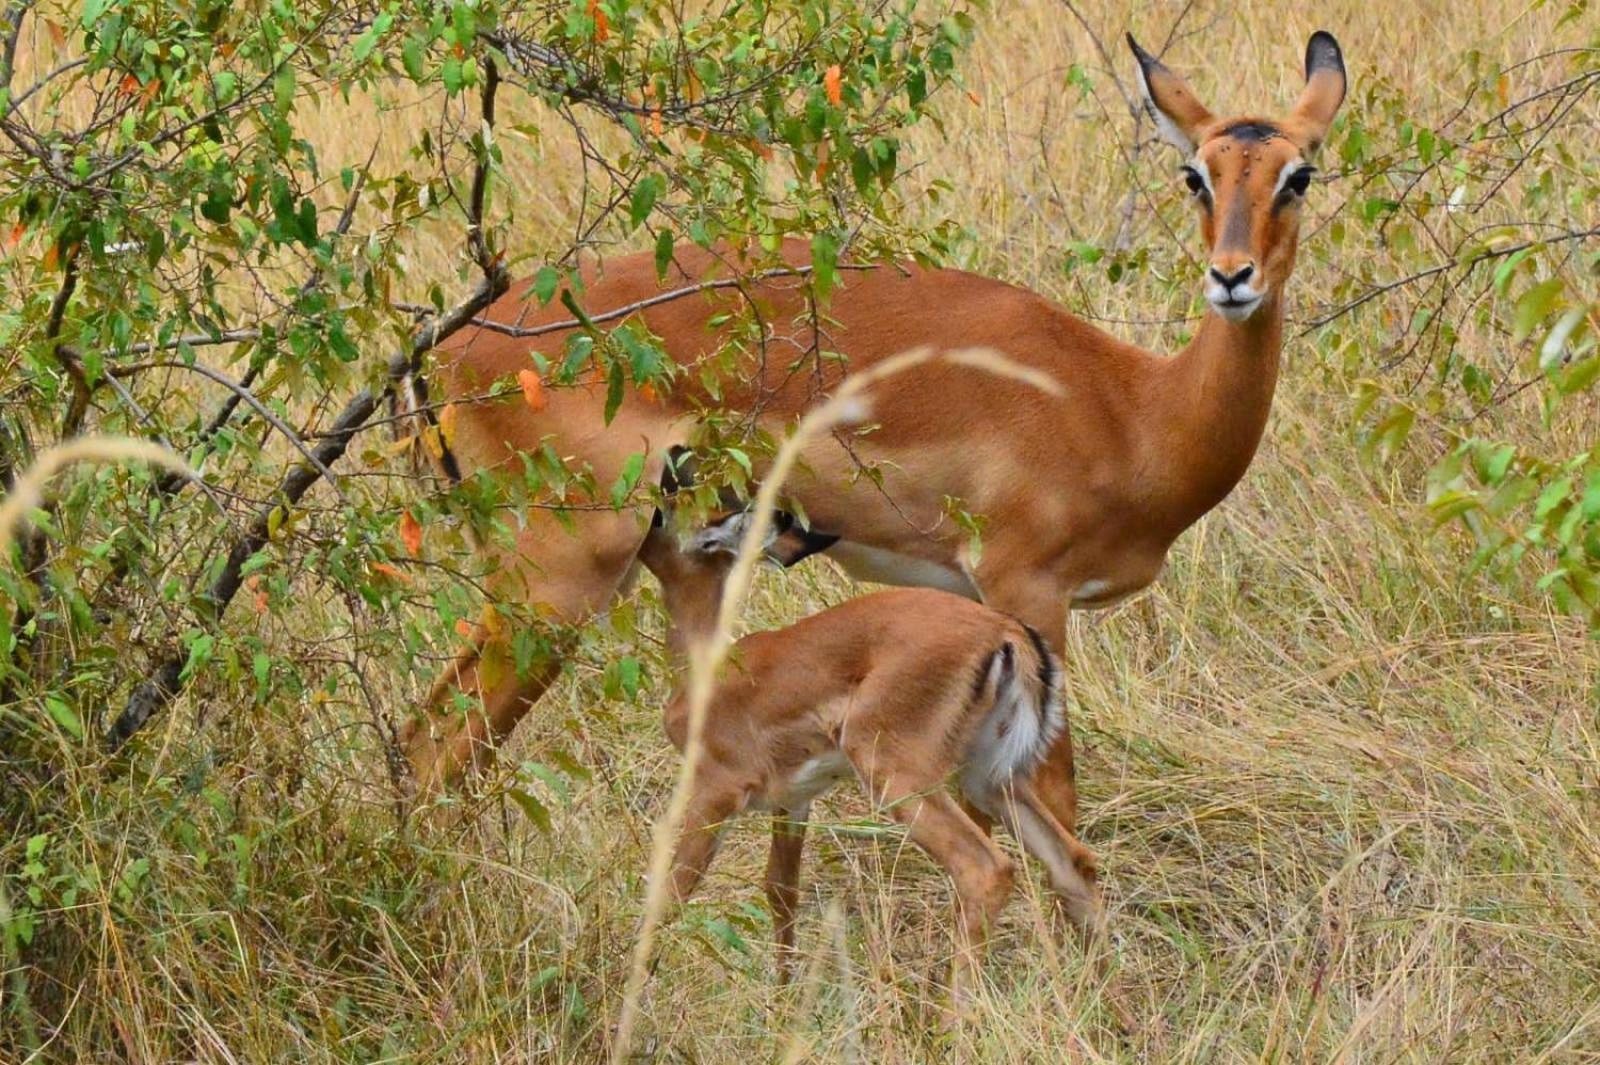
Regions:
[[825, 541, 980, 599], [757, 750, 855, 812]]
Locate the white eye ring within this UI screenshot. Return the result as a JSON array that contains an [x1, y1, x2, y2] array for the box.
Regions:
[[1274, 160, 1315, 199]]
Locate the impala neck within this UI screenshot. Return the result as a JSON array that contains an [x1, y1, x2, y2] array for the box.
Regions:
[[1150, 291, 1285, 532]]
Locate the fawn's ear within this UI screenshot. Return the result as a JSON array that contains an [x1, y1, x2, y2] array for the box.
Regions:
[[1127, 33, 1215, 153], [1286, 31, 1347, 155]]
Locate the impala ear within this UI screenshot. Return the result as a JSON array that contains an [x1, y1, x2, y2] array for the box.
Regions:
[[1287, 31, 1346, 155], [1127, 33, 1214, 153]]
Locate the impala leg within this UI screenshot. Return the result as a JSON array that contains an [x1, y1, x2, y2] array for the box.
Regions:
[[990, 778, 1139, 1034], [850, 746, 1014, 1007], [400, 506, 652, 795], [400, 631, 564, 797], [765, 808, 809, 984], [668, 772, 747, 904], [986, 781, 1101, 940]]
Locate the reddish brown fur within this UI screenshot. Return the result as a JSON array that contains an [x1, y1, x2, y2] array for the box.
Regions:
[[398, 33, 1348, 827]]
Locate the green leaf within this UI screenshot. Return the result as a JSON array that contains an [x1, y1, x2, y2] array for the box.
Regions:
[[604, 656, 642, 699], [180, 633, 216, 683], [610, 451, 645, 508], [1475, 443, 1516, 486], [1535, 476, 1573, 520], [811, 231, 839, 298], [533, 265, 562, 305], [1513, 278, 1564, 343], [603, 362, 625, 424], [506, 788, 552, 833], [44, 696, 83, 740], [654, 229, 674, 281], [629, 176, 663, 228], [401, 38, 427, 81]]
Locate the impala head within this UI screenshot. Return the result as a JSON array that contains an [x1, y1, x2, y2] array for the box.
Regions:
[[1128, 31, 1347, 322]]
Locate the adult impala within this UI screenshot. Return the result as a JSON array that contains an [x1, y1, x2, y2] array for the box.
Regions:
[[401, 31, 1350, 825]]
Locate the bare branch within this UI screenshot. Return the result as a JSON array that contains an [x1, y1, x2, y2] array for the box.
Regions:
[[394, 264, 855, 340], [106, 358, 349, 500], [1300, 226, 1600, 333]]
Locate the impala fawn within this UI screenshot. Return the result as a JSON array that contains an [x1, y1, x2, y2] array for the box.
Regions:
[[651, 570, 1104, 998]]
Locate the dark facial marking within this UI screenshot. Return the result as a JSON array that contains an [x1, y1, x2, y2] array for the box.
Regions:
[[1217, 119, 1283, 143]]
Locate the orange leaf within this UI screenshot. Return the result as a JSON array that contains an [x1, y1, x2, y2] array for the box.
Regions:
[[650, 106, 662, 137], [454, 617, 475, 640], [438, 402, 458, 448], [399, 510, 423, 557], [4, 223, 23, 249], [517, 369, 548, 412], [370, 562, 412, 584], [140, 78, 161, 105], [824, 65, 842, 107], [967, 89, 981, 106], [117, 74, 141, 97], [637, 382, 658, 405], [587, 0, 608, 40], [43, 243, 58, 272], [43, 19, 65, 46]]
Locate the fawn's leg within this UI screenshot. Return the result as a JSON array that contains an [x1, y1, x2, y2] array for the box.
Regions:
[[987, 780, 1102, 940], [668, 779, 746, 904], [850, 749, 1015, 1006], [766, 807, 809, 984], [993, 778, 1139, 1034]]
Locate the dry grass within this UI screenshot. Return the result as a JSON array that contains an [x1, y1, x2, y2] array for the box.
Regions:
[[13, 0, 1600, 1061]]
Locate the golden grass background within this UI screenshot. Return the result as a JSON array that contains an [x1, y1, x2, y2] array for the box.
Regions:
[[18, 0, 1599, 1060]]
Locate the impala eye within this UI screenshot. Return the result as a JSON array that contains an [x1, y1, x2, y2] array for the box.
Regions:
[[1283, 166, 1315, 198], [1181, 166, 1206, 196]]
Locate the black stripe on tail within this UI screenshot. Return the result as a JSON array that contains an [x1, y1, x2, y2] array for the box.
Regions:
[[1020, 622, 1055, 727]]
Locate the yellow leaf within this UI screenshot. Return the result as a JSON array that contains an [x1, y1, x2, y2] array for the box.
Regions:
[[422, 426, 444, 461]]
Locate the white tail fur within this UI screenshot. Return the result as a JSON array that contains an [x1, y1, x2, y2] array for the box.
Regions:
[[961, 630, 1064, 797]]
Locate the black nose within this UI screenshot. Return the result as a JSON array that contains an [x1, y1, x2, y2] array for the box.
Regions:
[[1209, 264, 1255, 289]]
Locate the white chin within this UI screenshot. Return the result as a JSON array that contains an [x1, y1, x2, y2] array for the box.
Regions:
[[1209, 296, 1263, 322]]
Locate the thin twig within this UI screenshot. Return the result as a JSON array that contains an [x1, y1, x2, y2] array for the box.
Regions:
[[105, 357, 348, 500]]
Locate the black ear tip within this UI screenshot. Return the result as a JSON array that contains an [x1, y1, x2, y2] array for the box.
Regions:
[[1126, 32, 1155, 66], [1305, 30, 1345, 76]]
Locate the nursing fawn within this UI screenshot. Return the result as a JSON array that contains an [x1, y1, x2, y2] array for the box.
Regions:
[[655, 582, 1104, 999]]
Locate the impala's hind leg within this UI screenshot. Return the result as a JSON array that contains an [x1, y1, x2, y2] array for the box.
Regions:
[[400, 506, 651, 795], [849, 747, 1013, 1004], [765, 808, 809, 983], [989, 778, 1139, 1033], [985, 780, 1102, 940]]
